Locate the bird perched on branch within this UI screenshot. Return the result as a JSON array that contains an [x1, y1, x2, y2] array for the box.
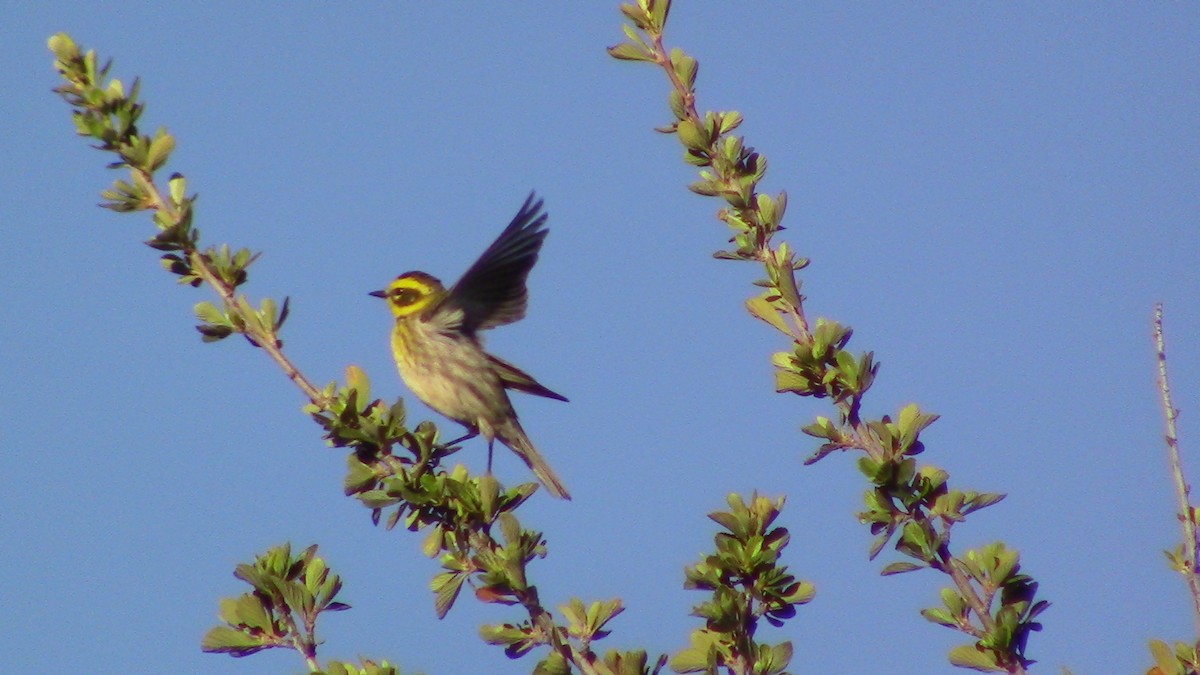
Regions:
[[370, 193, 570, 499]]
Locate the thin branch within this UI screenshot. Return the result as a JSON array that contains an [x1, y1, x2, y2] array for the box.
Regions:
[[1154, 303, 1200, 636], [619, 5, 1034, 670], [134, 165, 329, 406]]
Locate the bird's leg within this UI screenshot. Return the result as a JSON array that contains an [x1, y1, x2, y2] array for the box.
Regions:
[[487, 438, 495, 475], [440, 429, 478, 448]]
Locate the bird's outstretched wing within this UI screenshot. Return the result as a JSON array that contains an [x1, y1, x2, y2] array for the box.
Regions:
[[444, 192, 548, 333]]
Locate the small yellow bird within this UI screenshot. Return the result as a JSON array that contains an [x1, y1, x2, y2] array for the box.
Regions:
[[370, 193, 570, 499]]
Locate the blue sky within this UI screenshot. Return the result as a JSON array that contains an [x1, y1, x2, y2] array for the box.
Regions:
[[3, 3, 1198, 674]]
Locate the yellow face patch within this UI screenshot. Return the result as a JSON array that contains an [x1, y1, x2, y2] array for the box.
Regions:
[[375, 272, 445, 318]]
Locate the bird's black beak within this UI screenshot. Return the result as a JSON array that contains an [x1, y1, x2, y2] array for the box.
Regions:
[[368, 290, 387, 299]]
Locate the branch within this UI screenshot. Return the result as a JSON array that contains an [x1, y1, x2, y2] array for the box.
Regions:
[[609, 2, 1046, 671], [50, 31, 662, 674], [1155, 304, 1200, 631]]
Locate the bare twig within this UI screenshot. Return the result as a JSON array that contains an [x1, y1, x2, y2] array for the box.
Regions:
[[1154, 303, 1200, 636]]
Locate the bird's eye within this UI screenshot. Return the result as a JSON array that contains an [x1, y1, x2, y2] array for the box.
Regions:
[[392, 288, 422, 306]]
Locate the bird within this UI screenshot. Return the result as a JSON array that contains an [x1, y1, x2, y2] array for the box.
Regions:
[[369, 193, 571, 499]]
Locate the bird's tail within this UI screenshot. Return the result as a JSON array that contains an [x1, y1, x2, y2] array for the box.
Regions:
[[498, 419, 571, 500]]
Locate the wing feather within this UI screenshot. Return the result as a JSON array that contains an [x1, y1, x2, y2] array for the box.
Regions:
[[487, 353, 568, 402], [444, 192, 549, 333]]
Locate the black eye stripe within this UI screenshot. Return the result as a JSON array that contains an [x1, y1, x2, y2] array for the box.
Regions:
[[392, 288, 422, 306]]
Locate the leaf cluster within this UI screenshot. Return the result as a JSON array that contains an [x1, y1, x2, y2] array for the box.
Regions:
[[48, 32, 304, 380], [924, 544, 1048, 672], [1148, 639, 1200, 675], [672, 494, 813, 674], [201, 545, 406, 674], [201, 545, 352, 663]]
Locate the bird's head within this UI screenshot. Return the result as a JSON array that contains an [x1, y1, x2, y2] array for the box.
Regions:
[[369, 271, 446, 318]]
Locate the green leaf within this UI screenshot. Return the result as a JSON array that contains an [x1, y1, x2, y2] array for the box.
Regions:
[[1148, 639, 1180, 674], [260, 297, 277, 327], [498, 511, 521, 546], [647, 0, 671, 32], [880, 561, 925, 576], [780, 580, 815, 605], [921, 607, 958, 628], [200, 626, 268, 655], [775, 369, 810, 394], [898, 520, 934, 560], [670, 629, 721, 673], [480, 622, 538, 657], [559, 597, 587, 635], [764, 641, 793, 674], [672, 51, 697, 90], [431, 571, 466, 619], [802, 442, 842, 465], [421, 526, 444, 558], [940, 587, 967, 615], [476, 474, 500, 519], [745, 295, 791, 335], [800, 416, 838, 440], [756, 192, 777, 228], [194, 301, 225, 325], [961, 491, 1007, 516], [232, 593, 273, 631], [586, 598, 624, 638], [867, 531, 890, 560], [196, 324, 234, 342], [607, 42, 654, 62], [675, 119, 708, 151], [168, 172, 187, 206], [719, 111, 743, 135], [1165, 546, 1187, 572], [533, 650, 571, 675], [48, 33, 79, 62], [687, 179, 720, 196], [898, 403, 934, 434], [834, 349, 860, 383], [343, 455, 377, 494], [621, 23, 646, 47], [668, 90, 687, 121], [773, 262, 803, 309], [344, 365, 371, 404], [305, 557, 328, 594], [947, 645, 1005, 672], [619, 2, 651, 31], [145, 128, 175, 171]]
